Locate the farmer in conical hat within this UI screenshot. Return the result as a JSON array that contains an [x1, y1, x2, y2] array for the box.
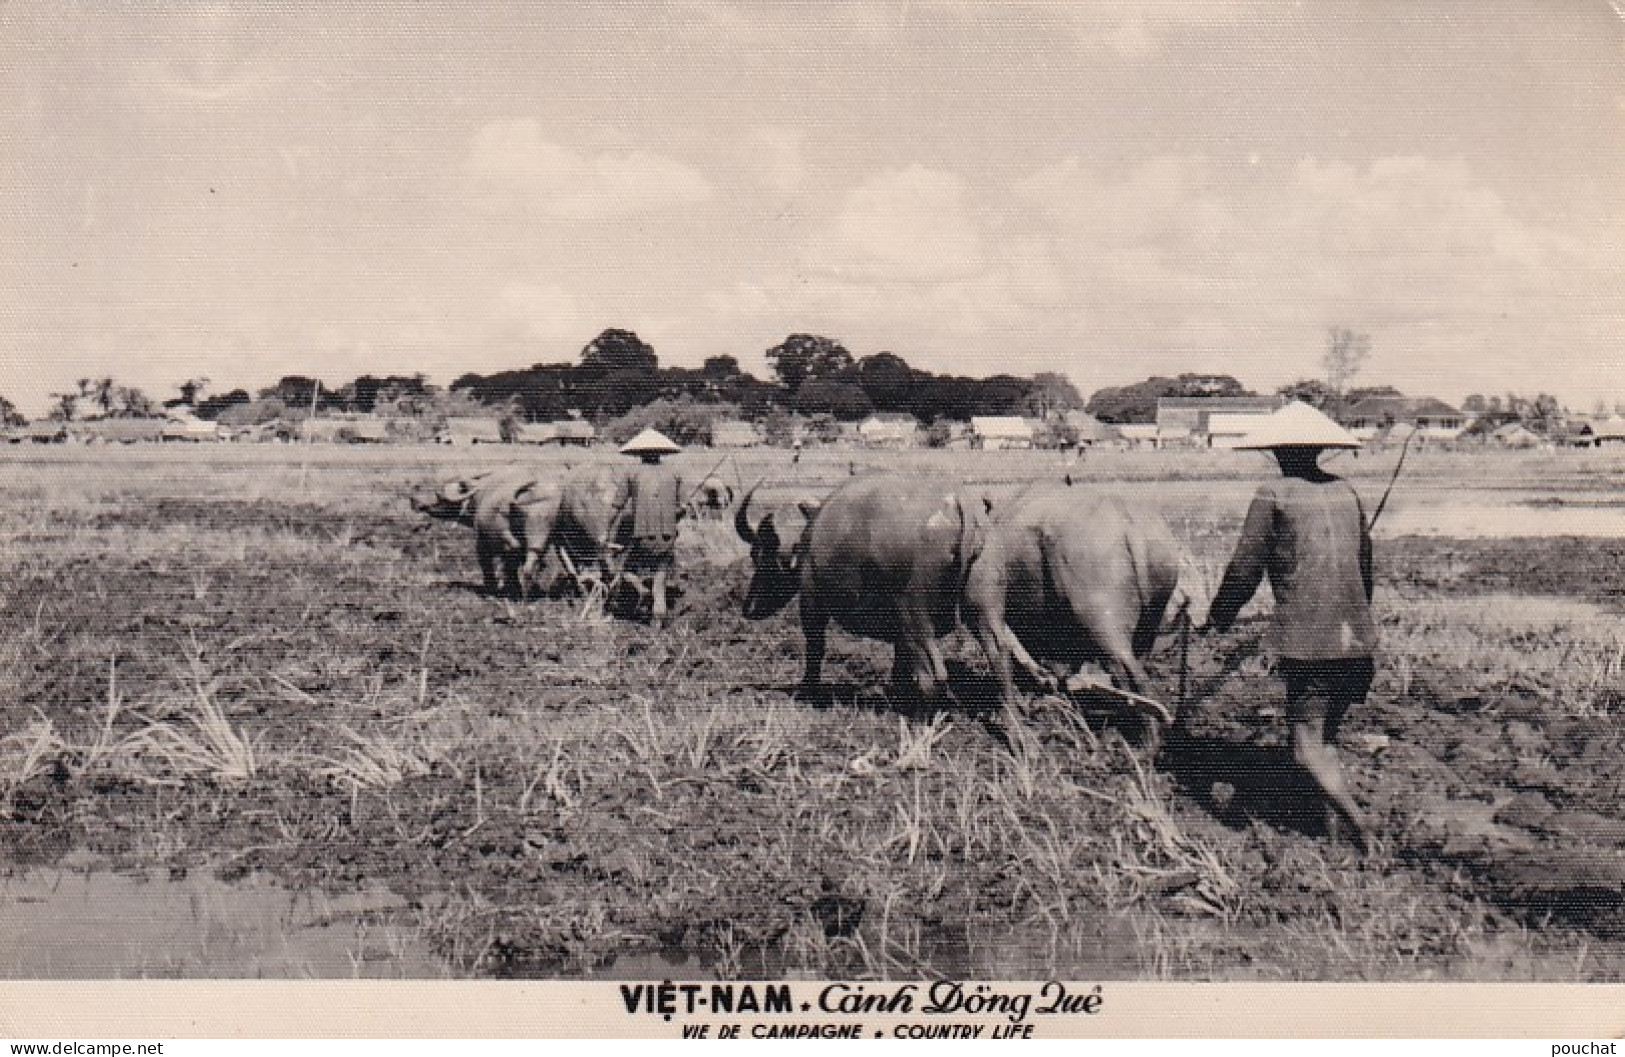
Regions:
[[1201, 401, 1377, 853], [616, 428, 685, 622]]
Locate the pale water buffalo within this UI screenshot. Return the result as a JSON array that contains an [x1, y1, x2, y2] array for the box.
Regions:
[[685, 476, 735, 520], [411, 468, 560, 599], [735, 473, 988, 705], [962, 483, 1185, 728]]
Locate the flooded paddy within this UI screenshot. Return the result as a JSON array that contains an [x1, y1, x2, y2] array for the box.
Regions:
[[0, 859, 447, 978]]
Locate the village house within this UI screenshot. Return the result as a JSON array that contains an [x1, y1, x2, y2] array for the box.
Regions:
[[438, 416, 505, 445], [1155, 396, 1284, 448], [1062, 410, 1119, 448], [1115, 423, 1160, 449], [161, 412, 227, 442], [1490, 422, 1545, 449], [1340, 396, 1466, 442], [708, 420, 761, 448], [969, 416, 1034, 450], [857, 413, 920, 448], [1575, 415, 1625, 447], [5, 422, 68, 444], [513, 420, 596, 446], [70, 418, 167, 445], [298, 416, 391, 443]]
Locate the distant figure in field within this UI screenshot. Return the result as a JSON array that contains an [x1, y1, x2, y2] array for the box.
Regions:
[[615, 429, 685, 623], [1201, 402, 1377, 854]]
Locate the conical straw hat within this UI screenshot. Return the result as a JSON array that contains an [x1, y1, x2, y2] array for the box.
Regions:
[[619, 428, 682, 455], [1234, 401, 1361, 450]]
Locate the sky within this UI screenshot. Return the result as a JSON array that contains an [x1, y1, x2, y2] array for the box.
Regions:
[[2, 0, 1623, 418]]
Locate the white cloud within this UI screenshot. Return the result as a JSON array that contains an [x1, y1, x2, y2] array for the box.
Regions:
[[807, 166, 985, 282], [698, 148, 1621, 404], [1011, 150, 1623, 398], [463, 119, 712, 220], [743, 127, 805, 194]]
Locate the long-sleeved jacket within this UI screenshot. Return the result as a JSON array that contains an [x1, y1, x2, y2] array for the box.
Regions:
[[1208, 474, 1376, 661], [627, 463, 682, 543]]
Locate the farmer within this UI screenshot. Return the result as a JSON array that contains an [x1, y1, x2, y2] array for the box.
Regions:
[[1200, 401, 1377, 853], [615, 428, 685, 623]]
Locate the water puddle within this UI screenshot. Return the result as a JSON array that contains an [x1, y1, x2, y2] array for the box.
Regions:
[[1375, 494, 1625, 539], [0, 864, 450, 978]]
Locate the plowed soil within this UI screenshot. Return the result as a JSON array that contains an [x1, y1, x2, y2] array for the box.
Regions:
[[4, 470, 1625, 980]]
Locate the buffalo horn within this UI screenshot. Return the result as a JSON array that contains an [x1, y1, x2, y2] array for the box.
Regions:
[[734, 480, 764, 543]]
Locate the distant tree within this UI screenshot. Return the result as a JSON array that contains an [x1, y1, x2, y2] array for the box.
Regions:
[[90, 377, 116, 416], [1277, 378, 1336, 410], [1022, 371, 1084, 420], [176, 377, 209, 408], [968, 374, 1036, 417], [260, 376, 342, 413], [1085, 373, 1253, 424], [923, 420, 955, 448], [1462, 394, 1488, 415], [1345, 385, 1402, 403], [194, 389, 251, 420], [47, 391, 79, 421], [1523, 393, 1563, 434], [765, 333, 853, 393], [342, 373, 429, 414], [855, 352, 915, 413], [758, 407, 797, 447], [602, 397, 744, 447], [112, 386, 158, 418], [217, 396, 288, 429], [792, 379, 872, 421], [1322, 327, 1372, 413], [701, 355, 742, 379], [0, 393, 24, 427], [585, 367, 660, 417], [580, 328, 658, 375]]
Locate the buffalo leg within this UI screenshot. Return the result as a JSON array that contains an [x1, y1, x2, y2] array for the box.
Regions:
[[501, 550, 525, 600], [891, 610, 946, 707], [798, 602, 829, 705], [476, 540, 501, 595], [1068, 590, 1164, 747]]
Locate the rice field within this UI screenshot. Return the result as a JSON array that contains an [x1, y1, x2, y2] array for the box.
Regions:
[[3, 443, 1625, 980]]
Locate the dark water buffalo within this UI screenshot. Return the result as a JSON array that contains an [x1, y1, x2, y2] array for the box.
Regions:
[[412, 469, 561, 598], [962, 483, 1184, 725], [735, 473, 988, 704]]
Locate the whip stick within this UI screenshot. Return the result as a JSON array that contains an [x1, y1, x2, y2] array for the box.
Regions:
[[1366, 428, 1415, 532], [1177, 599, 1191, 712], [682, 452, 734, 506]]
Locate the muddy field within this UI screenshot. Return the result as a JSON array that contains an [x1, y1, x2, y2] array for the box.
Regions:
[[3, 445, 1625, 980]]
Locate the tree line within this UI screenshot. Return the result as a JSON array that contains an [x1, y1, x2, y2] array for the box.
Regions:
[[4, 327, 1600, 435]]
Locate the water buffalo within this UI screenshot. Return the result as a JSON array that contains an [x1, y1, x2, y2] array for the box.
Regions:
[[962, 483, 1185, 728], [735, 473, 988, 705], [685, 476, 735, 520], [411, 469, 560, 598]]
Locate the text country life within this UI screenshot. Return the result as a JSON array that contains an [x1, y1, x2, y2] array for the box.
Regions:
[[621, 980, 1103, 1025], [682, 1022, 1037, 1039]]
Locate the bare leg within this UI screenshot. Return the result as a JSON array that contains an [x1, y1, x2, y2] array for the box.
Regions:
[[650, 565, 669, 624], [1285, 662, 1370, 853]]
